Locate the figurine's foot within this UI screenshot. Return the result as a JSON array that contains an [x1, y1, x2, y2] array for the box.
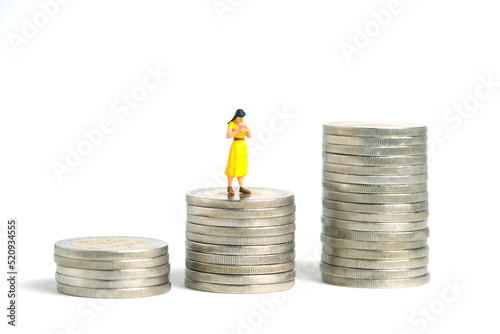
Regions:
[[227, 187, 235, 195], [239, 187, 252, 195]]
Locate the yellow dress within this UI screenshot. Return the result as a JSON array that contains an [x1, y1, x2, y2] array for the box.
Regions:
[[225, 121, 248, 177]]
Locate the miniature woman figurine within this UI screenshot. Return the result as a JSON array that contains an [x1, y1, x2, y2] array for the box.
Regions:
[[225, 109, 252, 195]]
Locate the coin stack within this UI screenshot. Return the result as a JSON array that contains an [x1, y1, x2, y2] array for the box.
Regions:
[[321, 122, 430, 288], [54, 236, 171, 298], [184, 188, 296, 293]]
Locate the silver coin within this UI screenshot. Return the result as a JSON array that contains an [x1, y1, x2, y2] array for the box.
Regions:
[[322, 180, 427, 194], [321, 273, 430, 288], [323, 122, 427, 137], [186, 259, 295, 275], [321, 254, 429, 269], [55, 272, 170, 289], [185, 240, 295, 255], [322, 245, 429, 260], [322, 208, 429, 222], [323, 134, 427, 146], [185, 268, 295, 285], [321, 234, 427, 250], [320, 263, 428, 279], [322, 171, 428, 185], [186, 250, 295, 265], [186, 188, 294, 209], [323, 152, 427, 166], [321, 216, 428, 232], [322, 227, 429, 242], [185, 278, 294, 294], [323, 198, 429, 213], [323, 162, 427, 175], [57, 282, 171, 298], [322, 190, 428, 204], [54, 254, 169, 270], [322, 199, 429, 213], [56, 264, 170, 280], [186, 232, 295, 246], [187, 213, 295, 227], [54, 237, 168, 260], [322, 144, 427, 156], [187, 204, 296, 219], [186, 222, 296, 237]]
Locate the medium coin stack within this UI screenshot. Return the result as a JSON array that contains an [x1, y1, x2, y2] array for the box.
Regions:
[[185, 188, 296, 293], [54, 236, 171, 298], [321, 122, 430, 288]]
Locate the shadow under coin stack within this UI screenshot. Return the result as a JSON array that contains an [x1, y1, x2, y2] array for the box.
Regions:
[[54, 236, 171, 298], [185, 188, 296, 293], [321, 122, 430, 288]]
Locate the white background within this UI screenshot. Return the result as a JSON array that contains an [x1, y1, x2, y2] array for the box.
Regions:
[[1, 0, 499, 333]]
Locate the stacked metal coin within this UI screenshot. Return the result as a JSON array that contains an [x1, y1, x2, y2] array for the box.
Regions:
[[54, 236, 171, 298], [321, 122, 430, 288], [185, 188, 296, 293]]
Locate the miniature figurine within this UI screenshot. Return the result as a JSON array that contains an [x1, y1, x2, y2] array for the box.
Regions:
[[225, 109, 252, 195]]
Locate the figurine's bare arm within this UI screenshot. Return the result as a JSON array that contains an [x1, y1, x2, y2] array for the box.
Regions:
[[245, 127, 252, 138], [226, 127, 244, 139]]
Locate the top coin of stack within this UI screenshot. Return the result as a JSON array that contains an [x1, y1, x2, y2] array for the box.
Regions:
[[54, 236, 171, 298], [185, 187, 296, 294], [321, 122, 430, 288]]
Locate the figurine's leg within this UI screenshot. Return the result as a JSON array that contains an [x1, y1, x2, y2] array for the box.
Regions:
[[238, 177, 251, 195], [227, 176, 235, 195], [237, 177, 244, 188]]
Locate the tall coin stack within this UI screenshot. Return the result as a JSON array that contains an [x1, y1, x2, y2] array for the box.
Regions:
[[185, 188, 296, 293], [321, 122, 430, 288], [54, 236, 171, 298]]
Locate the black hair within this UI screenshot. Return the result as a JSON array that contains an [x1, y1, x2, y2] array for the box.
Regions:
[[228, 109, 246, 124]]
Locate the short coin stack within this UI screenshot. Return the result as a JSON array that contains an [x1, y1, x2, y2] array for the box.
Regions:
[[321, 122, 430, 288], [185, 188, 296, 293], [54, 236, 171, 298]]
